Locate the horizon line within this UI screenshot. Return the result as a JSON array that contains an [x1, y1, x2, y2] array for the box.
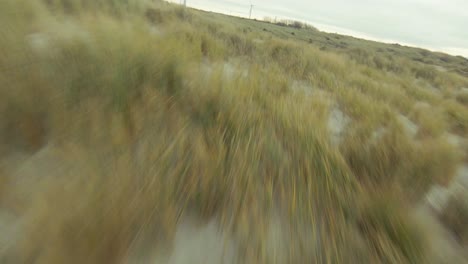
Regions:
[[165, 0, 468, 59]]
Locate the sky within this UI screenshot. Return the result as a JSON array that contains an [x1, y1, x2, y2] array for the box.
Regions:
[[168, 0, 468, 58]]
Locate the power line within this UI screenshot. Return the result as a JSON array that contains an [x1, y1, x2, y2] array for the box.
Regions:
[[249, 4, 253, 19]]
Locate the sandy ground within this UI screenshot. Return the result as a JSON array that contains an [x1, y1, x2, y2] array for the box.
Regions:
[[328, 107, 351, 146]]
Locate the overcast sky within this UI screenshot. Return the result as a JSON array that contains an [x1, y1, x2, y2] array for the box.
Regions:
[[169, 0, 468, 58]]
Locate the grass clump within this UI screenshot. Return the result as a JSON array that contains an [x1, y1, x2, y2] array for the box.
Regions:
[[41, 0, 145, 15], [439, 191, 468, 244], [410, 104, 448, 138], [358, 195, 426, 264], [405, 138, 460, 188], [443, 99, 468, 136], [455, 91, 468, 106], [340, 122, 412, 186], [340, 121, 459, 200]]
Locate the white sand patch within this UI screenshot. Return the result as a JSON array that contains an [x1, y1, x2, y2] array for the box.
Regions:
[[222, 61, 248, 79], [413, 101, 431, 110], [418, 165, 468, 262], [451, 165, 468, 190], [428, 89, 440, 96], [413, 204, 467, 264], [264, 216, 288, 263], [149, 26, 164, 36], [200, 60, 213, 76], [371, 127, 386, 142], [48, 20, 91, 43], [200, 61, 248, 80], [10, 145, 68, 188], [414, 79, 441, 95], [434, 65, 448, 72], [129, 212, 321, 264], [453, 87, 468, 100], [253, 38, 264, 44], [444, 133, 464, 148], [328, 107, 351, 146], [164, 220, 237, 264], [397, 114, 418, 138], [27, 33, 49, 53], [0, 210, 20, 261], [291, 80, 313, 95], [131, 213, 322, 264], [460, 87, 468, 94], [27, 20, 92, 56], [222, 62, 236, 79], [426, 185, 451, 213], [427, 86, 441, 95], [290, 81, 332, 103], [0, 145, 69, 261]]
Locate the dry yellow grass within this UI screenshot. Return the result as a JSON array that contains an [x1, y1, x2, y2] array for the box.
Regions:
[[0, 0, 467, 263]]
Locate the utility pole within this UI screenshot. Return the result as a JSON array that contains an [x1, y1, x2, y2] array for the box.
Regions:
[[181, 0, 187, 20], [249, 4, 253, 19]]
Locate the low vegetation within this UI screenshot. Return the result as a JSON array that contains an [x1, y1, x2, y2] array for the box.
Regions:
[[0, 0, 467, 263], [262, 17, 318, 30], [440, 191, 468, 244]]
